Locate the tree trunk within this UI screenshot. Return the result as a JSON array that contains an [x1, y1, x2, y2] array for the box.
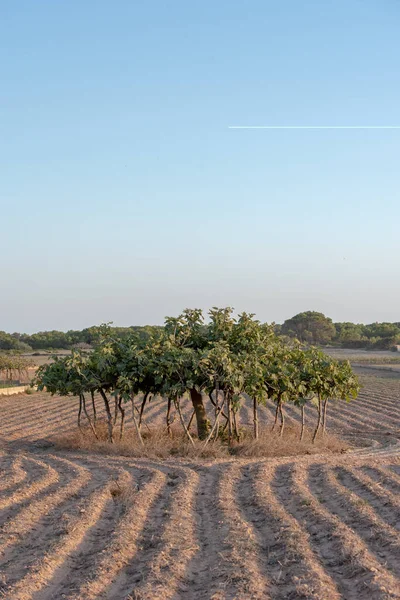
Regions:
[[136, 405, 152, 433], [82, 393, 98, 439], [253, 397, 259, 440], [118, 396, 125, 440], [279, 401, 285, 437], [300, 405, 305, 441], [187, 410, 195, 431], [213, 387, 220, 440], [189, 388, 209, 440], [312, 394, 322, 443], [322, 399, 328, 436], [130, 395, 144, 446], [78, 394, 83, 432], [91, 390, 97, 423], [138, 392, 149, 432], [227, 392, 233, 446], [232, 409, 240, 441], [209, 391, 229, 424], [174, 398, 195, 447], [166, 396, 172, 437], [113, 397, 119, 426], [272, 400, 280, 431], [99, 389, 114, 443], [202, 393, 226, 448]]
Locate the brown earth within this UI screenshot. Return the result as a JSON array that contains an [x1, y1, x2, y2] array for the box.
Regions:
[[0, 375, 400, 599], [353, 365, 400, 379]]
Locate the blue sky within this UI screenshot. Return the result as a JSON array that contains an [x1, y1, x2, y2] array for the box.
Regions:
[[1, 0, 399, 332]]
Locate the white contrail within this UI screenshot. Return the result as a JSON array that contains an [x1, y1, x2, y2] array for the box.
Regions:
[[228, 125, 400, 129]]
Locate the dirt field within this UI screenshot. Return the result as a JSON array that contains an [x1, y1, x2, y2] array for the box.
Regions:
[[325, 348, 400, 375], [0, 375, 400, 599]]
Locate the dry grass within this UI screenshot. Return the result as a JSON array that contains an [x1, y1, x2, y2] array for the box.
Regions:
[[53, 421, 227, 459], [52, 421, 348, 460], [109, 478, 136, 502], [231, 426, 349, 457]]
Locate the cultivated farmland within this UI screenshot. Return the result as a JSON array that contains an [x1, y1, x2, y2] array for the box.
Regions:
[[0, 373, 400, 599]]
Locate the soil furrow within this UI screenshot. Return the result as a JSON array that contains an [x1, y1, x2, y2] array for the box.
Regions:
[[0, 455, 90, 561], [360, 465, 400, 494], [1, 483, 111, 600], [0, 456, 59, 513], [94, 464, 184, 599], [318, 466, 400, 576], [0, 459, 117, 596], [239, 461, 340, 599], [120, 463, 198, 600], [286, 462, 400, 599], [337, 466, 400, 525], [178, 462, 236, 600], [0, 455, 27, 494], [64, 465, 165, 600], [210, 462, 270, 599]]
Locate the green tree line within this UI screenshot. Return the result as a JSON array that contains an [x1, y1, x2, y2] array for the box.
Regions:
[[2, 311, 399, 352], [280, 311, 400, 350], [0, 326, 162, 352]]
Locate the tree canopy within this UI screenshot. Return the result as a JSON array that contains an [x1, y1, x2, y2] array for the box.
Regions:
[[35, 308, 359, 448], [281, 312, 336, 344]]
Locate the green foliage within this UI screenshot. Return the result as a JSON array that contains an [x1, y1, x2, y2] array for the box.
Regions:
[[334, 321, 400, 349], [34, 308, 360, 445], [281, 312, 400, 350], [0, 331, 32, 352], [11, 325, 163, 351], [4, 312, 400, 353], [305, 348, 359, 402], [281, 312, 336, 344]]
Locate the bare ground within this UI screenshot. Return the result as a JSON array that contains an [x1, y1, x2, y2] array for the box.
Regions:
[[0, 375, 400, 599]]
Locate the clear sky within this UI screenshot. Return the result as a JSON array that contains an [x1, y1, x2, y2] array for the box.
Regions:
[[1, 0, 399, 333]]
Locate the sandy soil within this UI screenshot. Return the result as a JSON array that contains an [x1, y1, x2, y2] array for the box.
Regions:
[[353, 365, 400, 379], [0, 376, 400, 599]]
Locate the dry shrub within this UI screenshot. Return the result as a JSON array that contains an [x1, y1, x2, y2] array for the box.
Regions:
[[109, 478, 136, 503], [52, 420, 348, 460], [230, 425, 348, 458], [53, 420, 226, 459]]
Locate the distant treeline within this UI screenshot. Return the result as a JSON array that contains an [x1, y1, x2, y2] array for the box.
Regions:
[[1, 311, 399, 352], [0, 326, 162, 352], [277, 311, 400, 351]]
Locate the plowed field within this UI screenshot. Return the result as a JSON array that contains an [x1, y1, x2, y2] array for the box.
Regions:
[[0, 375, 399, 599]]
